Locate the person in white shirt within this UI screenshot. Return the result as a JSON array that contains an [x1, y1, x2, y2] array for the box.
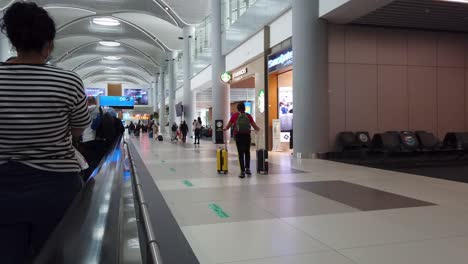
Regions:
[[79, 96, 107, 179]]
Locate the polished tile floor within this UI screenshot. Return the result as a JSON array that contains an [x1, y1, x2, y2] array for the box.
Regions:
[[131, 135, 468, 264]]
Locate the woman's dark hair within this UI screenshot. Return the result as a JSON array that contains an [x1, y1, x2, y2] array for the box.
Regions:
[[1, 2, 56, 53], [237, 102, 246, 112]]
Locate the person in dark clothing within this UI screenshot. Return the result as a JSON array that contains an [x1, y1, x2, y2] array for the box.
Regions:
[[193, 118, 202, 144], [224, 102, 260, 178], [129, 121, 135, 135], [171, 122, 178, 141], [180, 121, 189, 143], [135, 121, 141, 137]]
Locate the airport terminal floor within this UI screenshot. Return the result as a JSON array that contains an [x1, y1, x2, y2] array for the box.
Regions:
[[129, 135, 468, 264]]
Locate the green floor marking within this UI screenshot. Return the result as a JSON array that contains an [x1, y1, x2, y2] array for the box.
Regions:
[[182, 180, 194, 187], [161, 160, 166, 163], [208, 204, 230, 219], [170, 168, 176, 172]]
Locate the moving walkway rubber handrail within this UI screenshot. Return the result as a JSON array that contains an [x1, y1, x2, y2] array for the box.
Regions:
[[126, 143, 163, 264], [34, 137, 138, 264]]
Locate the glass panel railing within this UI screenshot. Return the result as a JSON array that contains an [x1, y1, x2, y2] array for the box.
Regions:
[[222, 0, 291, 54], [187, 0, 288, 77], [191, 16, 212, 78]]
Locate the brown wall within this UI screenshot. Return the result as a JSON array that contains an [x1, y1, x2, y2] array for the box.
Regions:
[[329, 24, 468, 149], [268, 74, 278, 150], [107, 83, 122, 96]]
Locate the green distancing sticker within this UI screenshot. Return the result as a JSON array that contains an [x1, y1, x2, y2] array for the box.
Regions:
[[182, 180, 194, 187], [161, 160, 166, 163], [170, 168, 176, 172], [208, 204, 230, 219]]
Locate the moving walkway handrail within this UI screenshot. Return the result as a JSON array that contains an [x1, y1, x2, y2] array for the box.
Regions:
[[34, 137, 149, 264], [126, 143, 163, 264]]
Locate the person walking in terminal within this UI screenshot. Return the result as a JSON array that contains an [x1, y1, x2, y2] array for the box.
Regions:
[[0, 2, 90, 263], [151, 121, 159, 140], [79, 96, 107, 180], [193, 118, 202, 144], [224, 102, 260, 178], [180, 121, 188, 143]]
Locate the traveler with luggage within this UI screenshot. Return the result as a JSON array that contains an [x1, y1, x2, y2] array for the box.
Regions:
[[151, 122, 159, 141], [171, 122, 178, 141], [224, 102, 260, 178], [180, 121, 189, 143], [0, 3, 90, 262]]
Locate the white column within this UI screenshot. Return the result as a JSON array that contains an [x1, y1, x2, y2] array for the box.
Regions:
[[159, 71, 166, 134], [152, 76, 159, 113], [183, 26, 196, 134], [168, 51, 177, 125], [292, 0, 329, 157], [211, 0, 231, 142], [0, 34, 11, 62]]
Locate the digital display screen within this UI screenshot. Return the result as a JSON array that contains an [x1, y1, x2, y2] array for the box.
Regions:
[[99, 96, 134, 109], [123, 89, 148, 105], [175, 103, 184, 117], [279, 86, 293, 142], [85, 88, 106, 97], [244, 101, 252, 115]]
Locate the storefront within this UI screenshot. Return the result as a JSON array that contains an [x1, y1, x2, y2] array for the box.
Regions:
[[228, 57, 266, 146], [267, 45, 293, 151]]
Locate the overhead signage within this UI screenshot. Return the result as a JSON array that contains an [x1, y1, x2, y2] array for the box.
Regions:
[[99, 96, 135, 109], [220, 72, 232, 83], [85, 88, 106, 97], [268, 47, 293, 72], [232, 67, 248, 81]]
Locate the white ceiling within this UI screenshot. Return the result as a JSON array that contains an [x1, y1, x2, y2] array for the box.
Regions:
[[0, 0, 210, 86]]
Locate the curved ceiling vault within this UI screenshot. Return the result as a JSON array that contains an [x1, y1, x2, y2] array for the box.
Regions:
[[0, 0, 210, 85]]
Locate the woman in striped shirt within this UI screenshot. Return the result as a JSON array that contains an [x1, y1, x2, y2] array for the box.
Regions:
[[0, 2, 90, 263]]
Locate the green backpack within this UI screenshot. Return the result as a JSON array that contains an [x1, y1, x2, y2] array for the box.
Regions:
[[236, 113, 251, 133]]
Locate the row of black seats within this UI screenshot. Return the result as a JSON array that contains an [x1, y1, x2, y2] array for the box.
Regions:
[[337, 131, 454, 153]]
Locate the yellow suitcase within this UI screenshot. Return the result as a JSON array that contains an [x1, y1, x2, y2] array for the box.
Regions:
[[216, 148, 228, 174]]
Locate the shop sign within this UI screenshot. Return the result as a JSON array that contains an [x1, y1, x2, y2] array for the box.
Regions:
[[220, 72, 232, 83], [232, 67, 248, 81], [258, 89, 265, 113], [268, 47, 293, 72]]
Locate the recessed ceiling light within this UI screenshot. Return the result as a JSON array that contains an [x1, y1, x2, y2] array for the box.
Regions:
[[99, 41, 121, 47], [104, 56, 121, 61], [438, 0, 468, 3], [92, 17, 120, 26], [165, 6, 169, 10]]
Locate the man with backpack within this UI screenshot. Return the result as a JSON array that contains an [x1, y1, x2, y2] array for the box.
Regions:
[[224, 102, 260, 178]]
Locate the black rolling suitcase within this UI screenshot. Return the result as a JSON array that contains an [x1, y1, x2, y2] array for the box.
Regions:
[[257, 149, 268, 174], [256, 135, 268, 174]]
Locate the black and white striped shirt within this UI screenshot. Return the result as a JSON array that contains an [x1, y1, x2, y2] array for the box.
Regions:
[[0, 64, 91, 172]]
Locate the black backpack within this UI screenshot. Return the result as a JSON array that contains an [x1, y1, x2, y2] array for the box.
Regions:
[[95, 107, 117, 141]]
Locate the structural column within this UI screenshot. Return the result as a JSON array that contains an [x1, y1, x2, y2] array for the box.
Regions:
[[153, 73, 159, 114], [292, 0, 329, 158], [0, 33, 10, 62], [211, 0, 230, 142], [182, 26, 195, 134], [168, 52, 177, 125], [159, 71, 166, 134]]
